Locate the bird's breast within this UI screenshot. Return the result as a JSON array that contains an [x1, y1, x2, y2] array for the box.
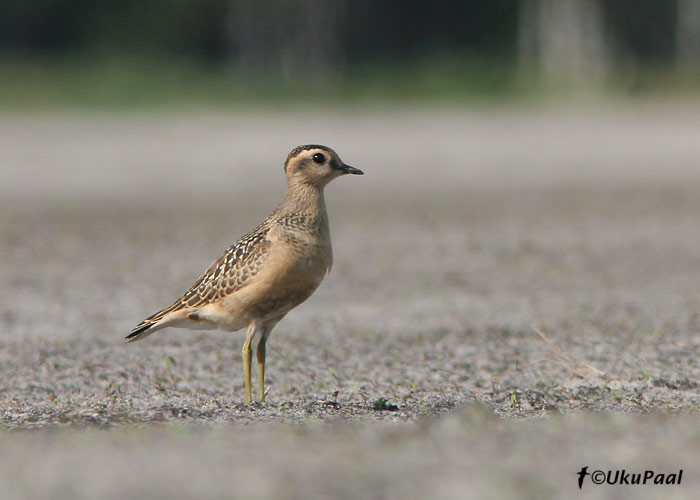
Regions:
[[271, 235, 332, 285], [222, 232, 331, 322]]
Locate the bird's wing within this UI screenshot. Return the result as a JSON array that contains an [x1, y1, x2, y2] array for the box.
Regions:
[[128, 223, 271, 338], [177, 224, 271, 309]]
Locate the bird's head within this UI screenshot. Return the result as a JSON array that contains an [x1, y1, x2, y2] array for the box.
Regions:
[[284, 145, 363, 188]]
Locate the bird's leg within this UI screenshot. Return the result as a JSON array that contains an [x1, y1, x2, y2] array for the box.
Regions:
[[242, 320, 261, 404], [256, 326, 272, 402]]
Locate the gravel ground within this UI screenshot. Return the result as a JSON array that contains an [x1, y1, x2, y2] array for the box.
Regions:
[[0, 103, 699, 498]]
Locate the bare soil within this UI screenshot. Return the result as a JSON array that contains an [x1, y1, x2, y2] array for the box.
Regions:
[[0, 103, 699, 498]]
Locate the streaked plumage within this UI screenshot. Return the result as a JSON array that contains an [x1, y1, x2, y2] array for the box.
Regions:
[[127, 145, 363, 403]]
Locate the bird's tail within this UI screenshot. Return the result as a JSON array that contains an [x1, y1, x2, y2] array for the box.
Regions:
[[126, 301, 184, 343], [125, 320, 158, 343]]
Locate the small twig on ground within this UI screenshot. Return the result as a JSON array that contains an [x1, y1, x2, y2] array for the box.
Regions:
[[497, 359, 552, 378], [531, 324, 606, 378]]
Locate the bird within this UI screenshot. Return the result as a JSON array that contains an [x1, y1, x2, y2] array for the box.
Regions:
[[126, 145, 363, 403]]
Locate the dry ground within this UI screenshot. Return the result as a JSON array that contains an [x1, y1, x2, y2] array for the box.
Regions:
[[0, 102, 699, 498]]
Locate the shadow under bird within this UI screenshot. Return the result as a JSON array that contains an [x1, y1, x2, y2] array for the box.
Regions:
[[127, 145, 363, 403]]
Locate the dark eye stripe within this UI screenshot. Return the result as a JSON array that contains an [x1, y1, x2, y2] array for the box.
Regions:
[[312, 153, 325, 164]]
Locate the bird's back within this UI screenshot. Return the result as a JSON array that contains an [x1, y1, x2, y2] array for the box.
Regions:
[[127, 218, 274, 340], [128, 201, 332, 341]]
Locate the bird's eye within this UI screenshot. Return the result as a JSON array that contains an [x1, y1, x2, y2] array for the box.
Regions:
[[312, 153, 325, 164]]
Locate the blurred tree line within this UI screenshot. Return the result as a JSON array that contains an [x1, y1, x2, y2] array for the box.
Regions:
[[1, 0, 698, 94]]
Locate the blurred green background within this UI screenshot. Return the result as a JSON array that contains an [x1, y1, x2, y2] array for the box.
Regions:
[[1, 0, 699, 109]]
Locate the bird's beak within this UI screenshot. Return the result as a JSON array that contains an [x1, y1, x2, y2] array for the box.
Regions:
[[340, 164, 364, 175]]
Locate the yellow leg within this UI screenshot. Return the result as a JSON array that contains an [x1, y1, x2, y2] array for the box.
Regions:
[[242, 334, 253, 404], [256, 331, 269, 402], [241, 321, 260, 404]]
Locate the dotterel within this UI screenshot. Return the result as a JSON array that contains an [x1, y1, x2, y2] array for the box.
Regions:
[[127, 145, 363, 403]]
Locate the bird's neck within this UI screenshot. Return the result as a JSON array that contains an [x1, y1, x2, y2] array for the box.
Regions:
[[280, 181, 327, 217]]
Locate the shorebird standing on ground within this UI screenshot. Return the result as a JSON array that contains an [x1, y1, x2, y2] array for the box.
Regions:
[[126, 145, 363, 403]]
